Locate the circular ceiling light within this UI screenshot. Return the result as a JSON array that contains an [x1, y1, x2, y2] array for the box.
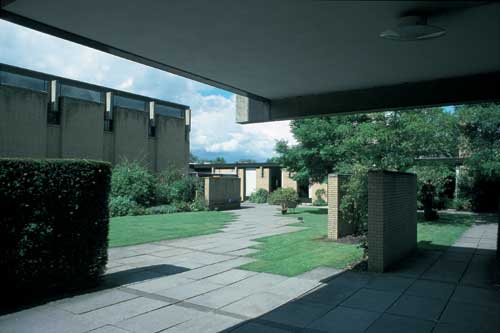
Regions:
[[380, 15, 446, 41]]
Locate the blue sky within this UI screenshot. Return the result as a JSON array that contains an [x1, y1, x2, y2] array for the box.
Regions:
[[0, 20, 295, 162]]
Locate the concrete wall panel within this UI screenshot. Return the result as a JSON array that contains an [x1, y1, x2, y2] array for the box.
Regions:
[[156, 115, 187, 172], [113, 107, 149, 165], [46, 125, 61, 158], [0, 86, 48, 158], [103, 131, 114, 164], [60, 97, 104, 160]]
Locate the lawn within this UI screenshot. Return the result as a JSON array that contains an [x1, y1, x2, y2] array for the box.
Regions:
[[417, 212, 474, 250], [109, 211, 234, 247], [239, 208, 364, 276], [239, 207, 475, 277]]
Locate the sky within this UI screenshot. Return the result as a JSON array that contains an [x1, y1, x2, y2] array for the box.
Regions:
[[0, 20, 296, 162]]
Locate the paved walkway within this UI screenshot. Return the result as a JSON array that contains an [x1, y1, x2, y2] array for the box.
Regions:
[[0, 206, 498, 333]]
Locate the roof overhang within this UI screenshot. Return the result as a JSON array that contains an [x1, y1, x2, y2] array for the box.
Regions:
[[2, 1, 499, 123]]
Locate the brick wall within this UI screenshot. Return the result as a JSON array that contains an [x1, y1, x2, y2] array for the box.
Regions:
[[256, 167, 270, 192], [328, 174, 354, 240], [368, 170, 417, 272], [281, 169, 298, 191], [204, 176, 241, 210]]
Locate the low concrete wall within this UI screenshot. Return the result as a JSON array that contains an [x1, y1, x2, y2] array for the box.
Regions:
[[368, 170, 417, 272], [328, 174, 354, 240], [205, 176, 241, 210]]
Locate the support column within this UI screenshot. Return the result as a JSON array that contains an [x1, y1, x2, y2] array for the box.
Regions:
[[327, 174, 352, 240], [368, 170, 417, 272]]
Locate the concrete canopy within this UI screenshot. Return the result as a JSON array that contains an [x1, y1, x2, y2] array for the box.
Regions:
[[1, 1, 499, 123]]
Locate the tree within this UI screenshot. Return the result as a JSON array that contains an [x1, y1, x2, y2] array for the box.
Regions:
[[276, 108, 458, 183], [456, 103, 500, 212], [211, 156, 226, 164], [189, 153, 200, 163]]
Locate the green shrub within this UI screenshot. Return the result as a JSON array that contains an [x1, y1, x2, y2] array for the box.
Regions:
[[111, 161, 156, 206], [453, 197, 472, 211], [173, 200, 192, 212], [268, 188, 299, 205], [189, 195, 207, 211], [0, 159, 111, 304], [249, 189, 269, 203], [146, 204, 178, 215], [109, 196, 141, 217], [156, 166, 201, 204], [313, 198, 327, 206], [339, 165, 368, 234], [313, 188, 327, 206]]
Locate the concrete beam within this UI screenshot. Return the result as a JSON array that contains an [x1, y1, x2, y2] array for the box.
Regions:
[[236, 95, 271, 123], [237, 72, 500, 124]]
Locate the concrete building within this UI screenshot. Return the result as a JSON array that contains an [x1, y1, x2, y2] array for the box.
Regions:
[[190, 162, 327, 202], [0, 64, 191, 172]]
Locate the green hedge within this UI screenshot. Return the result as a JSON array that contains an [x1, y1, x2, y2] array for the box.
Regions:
[[0, 159, 111, 301]]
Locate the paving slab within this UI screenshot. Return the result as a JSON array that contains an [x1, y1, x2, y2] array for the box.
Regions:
[[296, 267, 342, 281], [264, 277, 322, 298], [127, 275, 195, 293], [387, 295, 447, 321], [157, 280, 224, 300], [90, 325, 132, 333], [260, 300, 333, 328], [231, 321, 293, 333], [306, 306, 381, 332], [404, 280, 455, 301], [365, 275, 414, 293], [203, 269, 259, 285], [162, 312, 243, 333], [0, 305, 102, 333], [52, 289, 138, 314], [79, 297, 169, 325], [340, 288, 401, 313], [221, 292, 290, 317], [178, 257, 255, 280], [439, 300, 500, 330], [450, 285, 500, 308], [229, 248, 260, 256], [366, 313, 435, 333], [115, 304, 205, 333]]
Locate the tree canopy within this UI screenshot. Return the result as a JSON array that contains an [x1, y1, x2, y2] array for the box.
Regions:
[[276, 107, 459, 183]]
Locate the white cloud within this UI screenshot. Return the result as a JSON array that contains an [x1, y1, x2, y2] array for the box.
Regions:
[[0, 20, 293, 161]]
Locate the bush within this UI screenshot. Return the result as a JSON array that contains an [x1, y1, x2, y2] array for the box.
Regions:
[[453, 197, 472, 211], [339, 165, 368, 234], [146, 204, 178, 215], [156, 167, 201, 204], [313, 198, 327, 206], [313, 188, 327, 206], [268, 188, 299, 205], [249, 189, 269, 203], [173, 200, 192, 212], [0, 159, 111, 304], [109, 196, 141, 217], [111, 161, 156, 206]]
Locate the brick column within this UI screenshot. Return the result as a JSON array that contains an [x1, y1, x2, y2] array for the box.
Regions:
[[328, 174, 353, 240], [368, 170, 417, 272]]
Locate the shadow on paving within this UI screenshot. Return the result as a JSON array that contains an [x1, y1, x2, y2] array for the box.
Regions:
[[1, 264, 189, 316], [219, 245, 500, 333]]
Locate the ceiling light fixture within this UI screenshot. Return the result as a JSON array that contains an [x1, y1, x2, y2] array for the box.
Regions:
[[380, 15, 446, 41]]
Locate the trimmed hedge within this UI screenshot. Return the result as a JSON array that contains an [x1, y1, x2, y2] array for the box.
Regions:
[[0, 159, 111, 302]]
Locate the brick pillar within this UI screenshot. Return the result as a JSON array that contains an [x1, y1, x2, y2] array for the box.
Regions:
[[368, 170, 417, 272], [328, 174, 353, 240]]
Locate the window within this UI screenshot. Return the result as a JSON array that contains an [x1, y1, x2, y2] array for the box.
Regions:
[[114, 95, 146, 111], [60, 83, 103, 103], [0, 70, 48, 92], [156, 103, 184, 119]]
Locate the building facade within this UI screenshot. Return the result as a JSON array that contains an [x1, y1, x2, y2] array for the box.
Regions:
[[0, 64, 191, 172], [190, 162, 327, 203]]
